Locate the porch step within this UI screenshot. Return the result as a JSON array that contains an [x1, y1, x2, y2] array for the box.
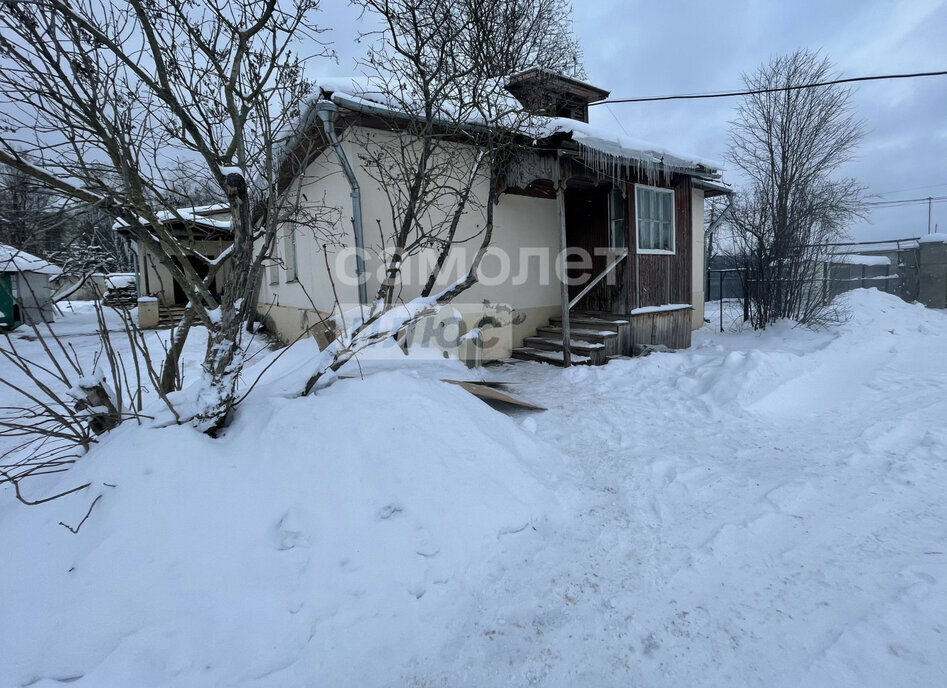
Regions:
[[548, 312, 631, 357], [575, 310, 631, 321], [548, 314, 628, 331], [509, 347, 594, 366], [535, 326, 620, 356], [157, 306, 187, 328], [520, 336, 608, 365]]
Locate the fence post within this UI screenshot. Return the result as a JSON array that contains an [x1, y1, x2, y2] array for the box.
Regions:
[[743, 272, 750, 323]]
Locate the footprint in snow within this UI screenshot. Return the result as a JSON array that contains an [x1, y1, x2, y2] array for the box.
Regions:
[[274, 507, 313, 551]]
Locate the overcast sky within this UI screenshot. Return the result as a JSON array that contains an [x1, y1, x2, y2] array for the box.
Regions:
[[320, 0, 947, 242]]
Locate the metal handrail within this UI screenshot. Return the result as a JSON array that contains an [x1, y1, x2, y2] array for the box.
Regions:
[[568, 250, 628, 310]]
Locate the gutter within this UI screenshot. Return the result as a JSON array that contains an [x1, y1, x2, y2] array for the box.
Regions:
[[313, 100, 368, 305]]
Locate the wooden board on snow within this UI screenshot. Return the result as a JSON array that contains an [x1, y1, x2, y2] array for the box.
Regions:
[[442, 379, 545, 410]]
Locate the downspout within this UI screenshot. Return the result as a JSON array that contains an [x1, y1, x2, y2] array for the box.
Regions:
[[313, 100, 368, 305], [553, 151, 572, 367]]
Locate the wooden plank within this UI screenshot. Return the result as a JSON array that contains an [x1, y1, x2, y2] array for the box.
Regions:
[[441, 379, 514, 388], [444, 380, 547, 410]]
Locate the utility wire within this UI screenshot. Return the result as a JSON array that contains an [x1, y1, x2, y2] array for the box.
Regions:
[[591, 70, 947, 105], [865, 195, 947, 208]]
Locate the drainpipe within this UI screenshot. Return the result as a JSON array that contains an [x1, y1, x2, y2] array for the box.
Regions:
[[553, 151, 572, 367], [313, 100, 368, 305]]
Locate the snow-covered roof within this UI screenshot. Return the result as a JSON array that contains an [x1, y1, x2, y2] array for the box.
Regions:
[[918, 232, 947, 244], [310, 76, 722, 180], [692, 177, 734, 196], [0, 243, 62, 275], [830, 254, 891, 267], [113, 203, 231, 233], [313, 76, 516, 131], [531, 117, 722, 178], [154, 204, 231, 229], [316, 76, 399, 109], [105, 273, 136, 289]]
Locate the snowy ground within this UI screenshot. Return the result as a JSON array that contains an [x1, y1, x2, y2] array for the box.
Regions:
[[1, 290, 945, 687]]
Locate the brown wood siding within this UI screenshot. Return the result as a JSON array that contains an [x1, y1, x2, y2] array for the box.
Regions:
[[626, 174, 693, 310], [629, 308, 693, 350]]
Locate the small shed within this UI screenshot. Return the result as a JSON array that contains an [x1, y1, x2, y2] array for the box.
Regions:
[[0, 243, 63, 326], [113, 204, 232, 307]]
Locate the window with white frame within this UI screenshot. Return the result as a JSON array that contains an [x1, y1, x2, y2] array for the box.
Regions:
[[635, 184, 675, 254]]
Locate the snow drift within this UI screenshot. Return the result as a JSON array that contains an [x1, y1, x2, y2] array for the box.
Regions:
[[0, 366, 574, 687], [2, 289, 946, 687]]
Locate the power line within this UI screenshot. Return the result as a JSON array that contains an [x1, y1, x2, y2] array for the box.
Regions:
[[591, 70, 947, 105], [865, 195, 947, 208]]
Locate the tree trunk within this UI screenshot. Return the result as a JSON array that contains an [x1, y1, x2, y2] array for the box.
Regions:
[[193, 173, 253, 432]]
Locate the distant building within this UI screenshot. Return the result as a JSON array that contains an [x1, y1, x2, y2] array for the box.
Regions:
[[0, 243, 62, 327]]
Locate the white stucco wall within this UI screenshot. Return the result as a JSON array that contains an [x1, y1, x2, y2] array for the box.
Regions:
[[258, 125, 562, 356], [691, 188, 705, 329]]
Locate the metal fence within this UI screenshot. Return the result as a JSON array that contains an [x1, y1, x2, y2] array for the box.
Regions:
[[705, 236, 947, 329]]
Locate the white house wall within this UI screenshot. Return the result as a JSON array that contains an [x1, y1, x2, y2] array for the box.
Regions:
[[258, 125, 562, 357], [691, 187, 705, 329]]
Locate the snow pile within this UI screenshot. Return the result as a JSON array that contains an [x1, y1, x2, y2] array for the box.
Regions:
[[489, 289, 947, 687], [0, 242, 62, 275], [2, 290, 947, 687], [0, 355, 573, 686]]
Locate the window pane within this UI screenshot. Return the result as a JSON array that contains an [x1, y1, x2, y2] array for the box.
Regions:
[[636, 187, 676, 251], [610, 188, 626, 249], [609, 188, 622, 219]]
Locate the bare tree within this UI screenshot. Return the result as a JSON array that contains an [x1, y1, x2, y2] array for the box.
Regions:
[[0, 164, 71, 256], [353, 0, 584, 306], [726, 50, 866, 328], [298, 0, 584, 393], [0, 0, 331, 430]]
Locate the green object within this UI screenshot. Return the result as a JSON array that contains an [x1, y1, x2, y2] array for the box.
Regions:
[[0, 273, 18, 327]]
